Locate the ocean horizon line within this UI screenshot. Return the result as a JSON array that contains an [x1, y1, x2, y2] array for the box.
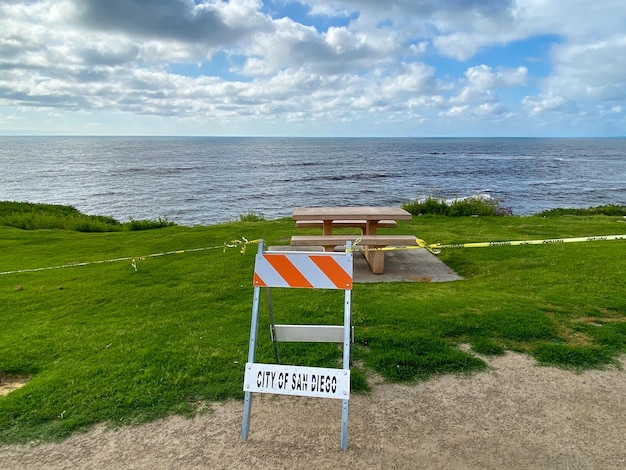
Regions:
[[1, 134, 625, 140]]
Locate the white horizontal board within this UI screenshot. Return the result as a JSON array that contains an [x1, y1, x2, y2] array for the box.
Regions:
[[244, 363, 350, 400], [273, 325, 353, 343]]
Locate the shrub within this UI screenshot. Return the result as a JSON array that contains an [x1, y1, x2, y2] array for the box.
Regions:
[[537, 205, 626, 217], [127, 217, 176, 231], [0, 201, 175, 232], [0, 201, 122, 231], [238, 210, 266, 222], [402, 195, 511, 217]]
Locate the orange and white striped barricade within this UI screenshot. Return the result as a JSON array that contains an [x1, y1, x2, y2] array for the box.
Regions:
[[241, 239, 353, 449]]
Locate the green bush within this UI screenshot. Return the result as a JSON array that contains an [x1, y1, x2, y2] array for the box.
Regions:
[[0, 201, 176, 232], [537, 205, 626, 217], [127, 217, 176, 231], [402, 196, 511, 217], [0, 201, 122, 231], [238, 210, 266, 222]]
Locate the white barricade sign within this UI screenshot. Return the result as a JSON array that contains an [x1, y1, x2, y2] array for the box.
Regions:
[[244, 363, 350, 399], [241, 240, 353, 450]]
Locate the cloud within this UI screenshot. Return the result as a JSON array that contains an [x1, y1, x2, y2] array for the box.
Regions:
[[522, 31, 626, 119], [0, 0, 625, 135], [448, 64, 527, 120], [380, 62, 440, 97], [77, 44, 142, 67], [310, 0, 518, 60], [75, 0, 270, 46], [307, 0, 515, 19], [238, 16, 395, 76], [522, 93, 578, 115], [464, 65, 528, 91], [543, 35, 626, 101]]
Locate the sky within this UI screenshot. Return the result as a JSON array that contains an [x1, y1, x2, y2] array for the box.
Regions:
[[1, 0, 625, 137]]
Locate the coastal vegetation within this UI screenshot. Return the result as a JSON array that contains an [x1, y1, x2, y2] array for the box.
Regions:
[[402, 195, 512, 216], [536, 204, 626, 217], [0, 201, 624, 444], [402, 195, 626, 218], [0, 201, 175, 232]]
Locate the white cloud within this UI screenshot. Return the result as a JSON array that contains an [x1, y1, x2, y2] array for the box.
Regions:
[[522, 32, 626, 118], [74, 0, 270, 45], [0, 0, 625, 135], [238, 15, 396, 76], [543, 35, 626, 101], [447, 65, 527, 120], [475, 102, 506, 117], [381, 62, 438, 95], [441, 105, 469, 117], [465, 65, 528, 90], [522, 93, 576, 115]]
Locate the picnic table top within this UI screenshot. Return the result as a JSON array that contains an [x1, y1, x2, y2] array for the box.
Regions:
[[292, 206, 412, 221]]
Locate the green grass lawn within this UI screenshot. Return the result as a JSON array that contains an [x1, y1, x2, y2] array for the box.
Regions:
[[1, 207, 625, 444]]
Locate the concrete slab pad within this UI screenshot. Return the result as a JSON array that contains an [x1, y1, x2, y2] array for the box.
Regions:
[[267, 245, 462, 283]]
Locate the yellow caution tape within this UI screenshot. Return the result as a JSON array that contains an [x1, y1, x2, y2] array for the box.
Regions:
[[429, 234, 626, 253], [224, 237, 260, 255], [363, 234, 626, 255], [363, 238, 432, 252], [345, 237, 362, 253], [0, 236, 260, 276], [3, 233, 622, 276]]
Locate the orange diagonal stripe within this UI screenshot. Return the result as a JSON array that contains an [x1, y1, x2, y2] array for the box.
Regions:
[[264, 254, 313, 288], [310, 256, 352, 289], [253, 272, 267, 287]]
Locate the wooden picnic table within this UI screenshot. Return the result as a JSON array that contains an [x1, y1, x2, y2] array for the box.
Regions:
[[291, 206, 415, 274], [291, 206, 412, 236]]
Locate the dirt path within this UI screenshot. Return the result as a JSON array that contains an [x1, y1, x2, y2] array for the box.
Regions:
[[2, 352, 625, 469]]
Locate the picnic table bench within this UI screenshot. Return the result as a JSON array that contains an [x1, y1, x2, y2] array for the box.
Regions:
[[295, 220, 397, 231], [291, 207, 415, 274]]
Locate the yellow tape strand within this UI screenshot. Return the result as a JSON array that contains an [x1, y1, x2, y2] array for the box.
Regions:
[[361, 234, 626, 255], [430, 234, 626, 251], [3, 233, 622, 275], [0, 237, 260, 276], [223, 237, 260, 255], [359, 237, 438, 254]]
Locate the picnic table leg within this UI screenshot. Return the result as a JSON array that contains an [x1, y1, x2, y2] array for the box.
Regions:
[[364, 248, 385, 274], [322, 220, 333, 235], [322, 219, 334, 251], [364, 221, 383, 273], [365, 220, 379, 235]]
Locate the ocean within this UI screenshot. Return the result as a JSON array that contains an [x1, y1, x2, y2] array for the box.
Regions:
[[1, 136, 625, 226]]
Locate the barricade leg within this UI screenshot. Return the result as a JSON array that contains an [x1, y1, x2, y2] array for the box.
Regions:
[[340, 266, 352, 450], [241, 391, 253, 440], [241, 241, 265, 441], [341, 398, 349, 449]]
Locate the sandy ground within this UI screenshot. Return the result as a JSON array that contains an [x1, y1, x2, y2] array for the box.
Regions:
[[1, 352, 624, 469], [0, 377, 31, 397]]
